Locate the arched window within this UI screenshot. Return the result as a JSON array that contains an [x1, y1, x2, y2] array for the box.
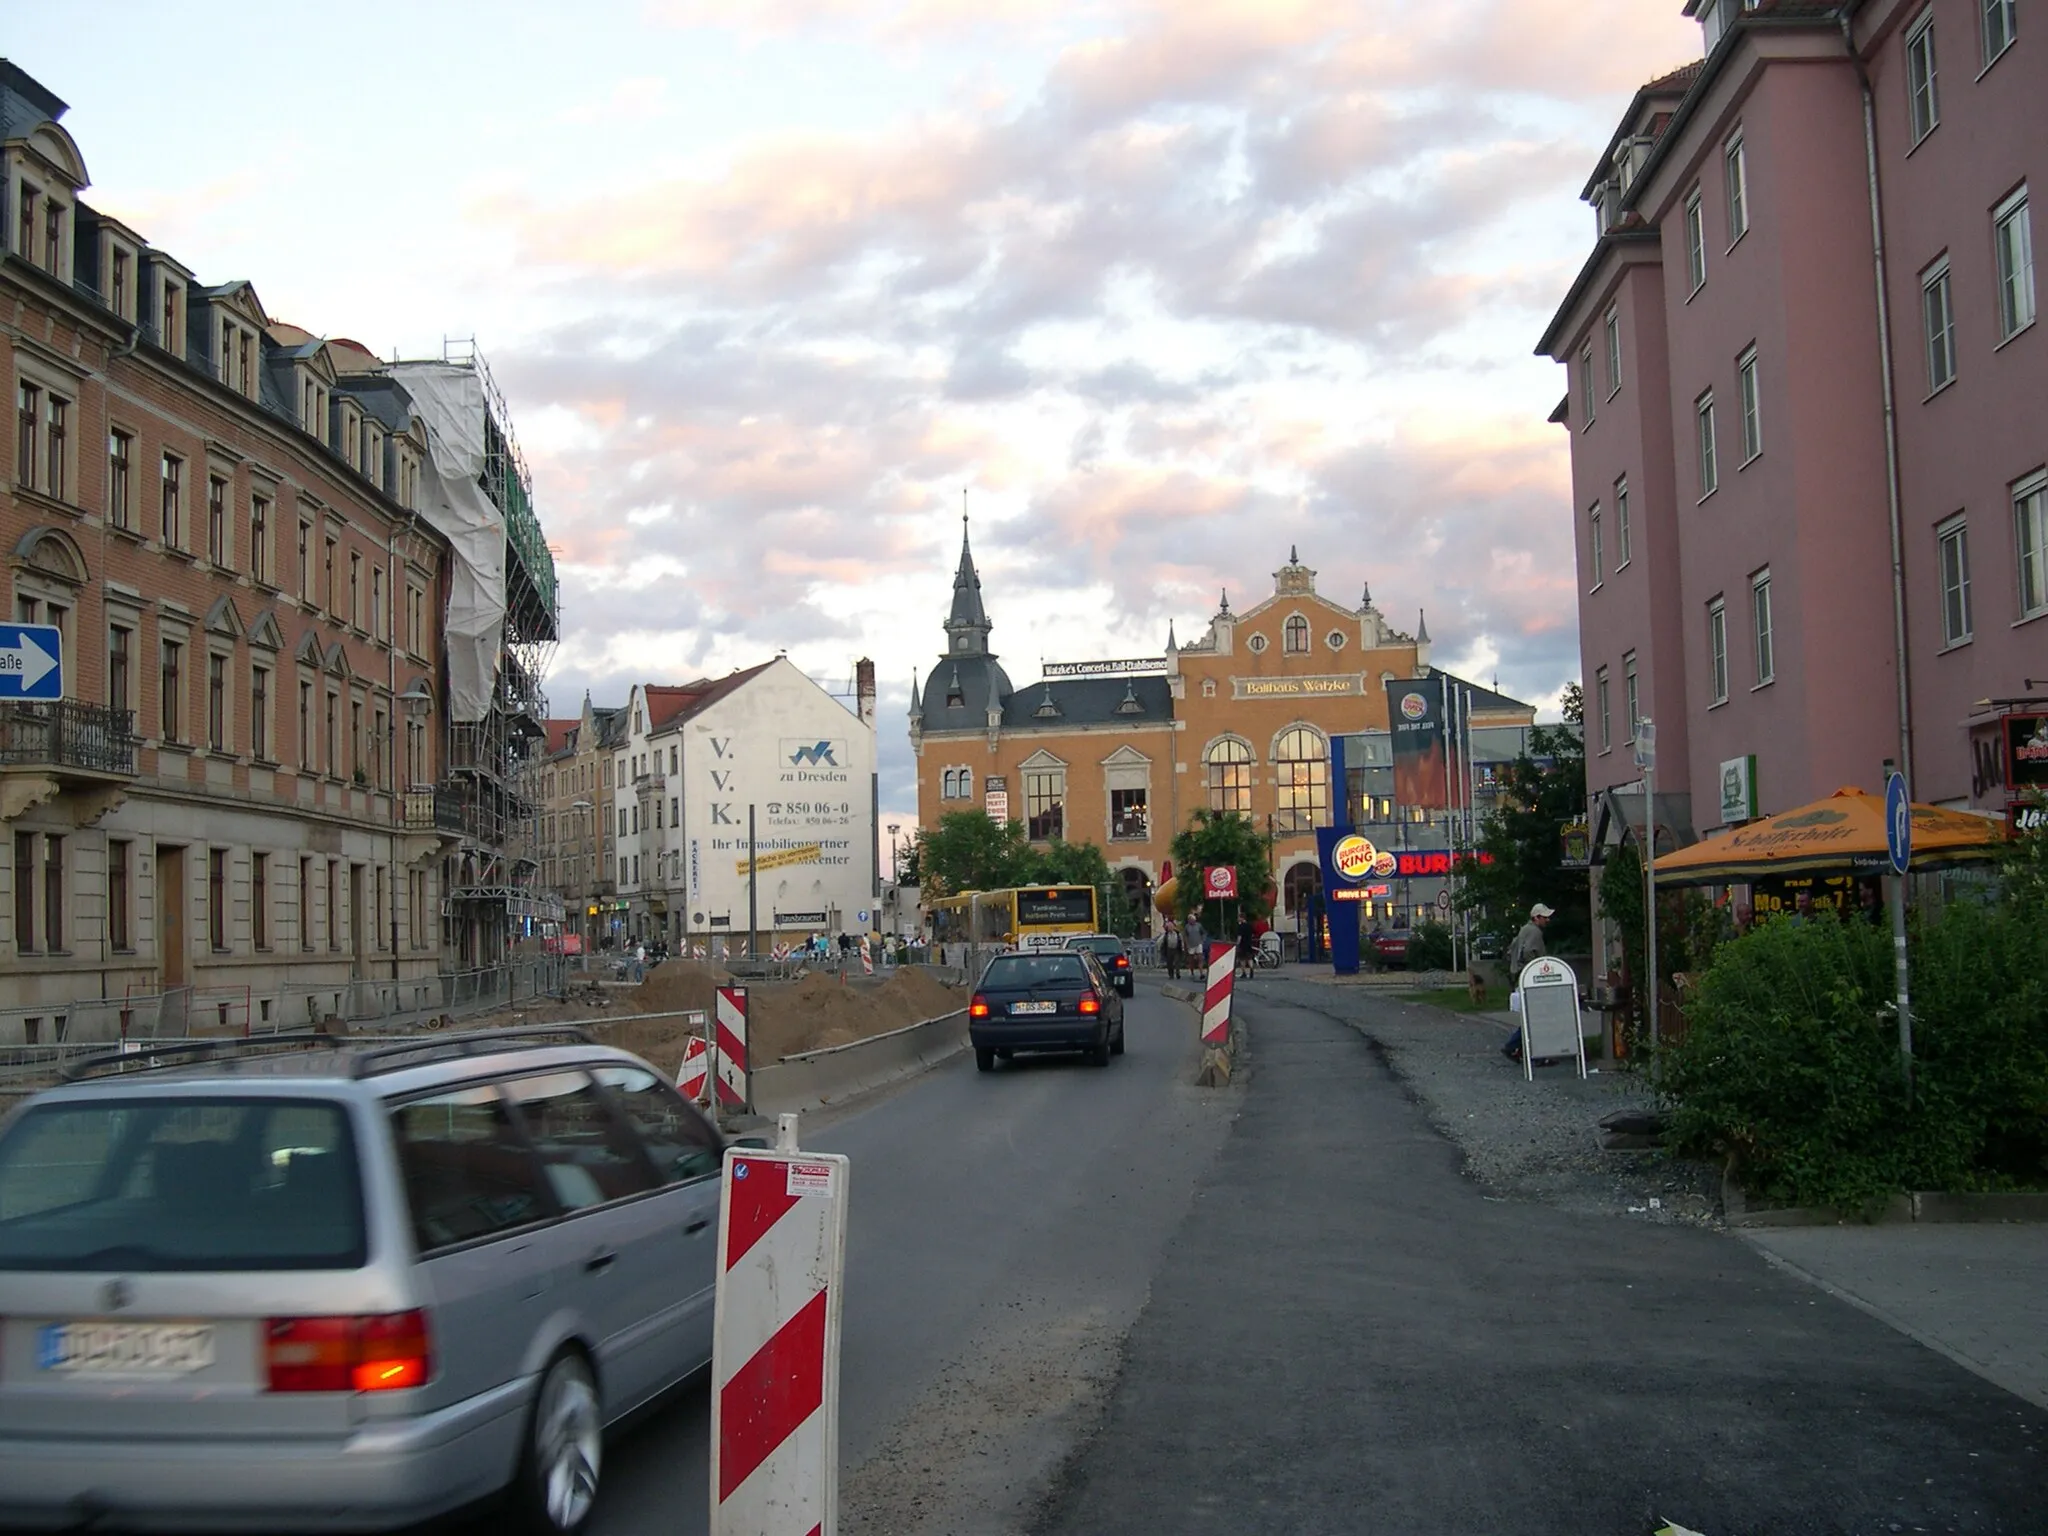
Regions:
[[1273, 726, 1328, 833], [1283, 862, 1321, 923], [1205, 737, 1252, 813], [1284, 614, 1310, 654]]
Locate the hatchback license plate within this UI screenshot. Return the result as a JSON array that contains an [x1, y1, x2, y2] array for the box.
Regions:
[[38, 1321, 216, 1376], [1009, 1000, 1057, 1015]]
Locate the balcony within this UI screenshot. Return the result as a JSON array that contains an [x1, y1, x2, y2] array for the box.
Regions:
[[0, 701, 137, 778], [403, 783, 464, 834]]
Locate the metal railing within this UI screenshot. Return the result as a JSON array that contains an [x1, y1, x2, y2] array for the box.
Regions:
[[0, 701, 137, 775], [403, 784, 465, 833]]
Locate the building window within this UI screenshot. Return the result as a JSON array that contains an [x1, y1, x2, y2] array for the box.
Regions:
[[160, 453, 183, 548], [1284, 614, 1310, 654], [251, 495, 270, 585], [207, 653, 228, 752], [1752, 570, 1775, 684], [1937, 516, 1972, 646], [1923, 257, 1957, 392], [13, 832, 34, 952], [1684, 186, 1707, 292], [348, 552, 362, 629], [1622, 650, 1640, 743], [160, 638, 184, 742], [298, 857, 313, 952], [1708, 598, 1729, 705], [298, 679, 312, 767], [1604, 307, 1621, 393], [297, 522, 312, 598], [207, 476, 229, 567], [108, 623, 131, 714], [1205, 737, 1253, 813], [324, 537, 337, 615], [371, 567, 385, 639], [1994, 187, 2035, 341], [1589, 502, 1604, 587], [109, 840, 131, 952], [15, 382, 36, 489], [409, 869, 426, 950], [111, 249, 130, 317], [44, 393, 67, 501], [159, 279, 181, 357], [1906, 11, 1939, 144], [1275, 727, 1328, 833], [43, 200, 61, 276], [1697, 391, 1719, 498], [1025, 768, 1066, 841], [1724, 133, 1748, 242], [43, 835, 63, 952], [1983, 0, 2017, 65], [1110, 787, 1149, 841], [1579, 345, 1596, 425], [327, 862, 340, 952], [1615, 477, 1632, 567], [374, 708, 388, 789], [108, 431, 133, 529], [14, 185, 34, 266], [1738, 348, 1762, 463], [325, 692, 339, 777], [2016, 473, 2048, 619], [1595, 666, 1611, 753], [252, 851, 268, 950], [208, 849, 228, 951], [251, 664, 270, 759], [940, 767, 967, 799]]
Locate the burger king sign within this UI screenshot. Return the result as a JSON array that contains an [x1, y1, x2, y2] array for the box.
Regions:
[[1332, 835, 1379, 881]]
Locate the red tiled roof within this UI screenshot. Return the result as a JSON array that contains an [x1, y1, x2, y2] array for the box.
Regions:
[[643, 659, 780, 733], [542, 718, 579, 755], [1641, 60, 1704, 96]]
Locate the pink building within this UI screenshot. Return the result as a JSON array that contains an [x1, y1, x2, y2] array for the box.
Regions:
[[1539, 0, 2043, 854]]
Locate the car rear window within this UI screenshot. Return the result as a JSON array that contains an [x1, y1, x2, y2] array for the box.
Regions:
[[0, 1097, 365, 1272], [1071, 938, 1122, 955], [983, 954, 1088, 986]]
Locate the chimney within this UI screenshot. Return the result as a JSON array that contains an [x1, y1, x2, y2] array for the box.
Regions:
[[855, 657, 876, 726]]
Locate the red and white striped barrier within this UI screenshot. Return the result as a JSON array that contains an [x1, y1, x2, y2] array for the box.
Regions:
[[711, 1138, 849, 1536], [677, 1036, 709, 1102], [859, 944, 874, 976], [716, 985, 750, 1111], [1201, 942, 1234, 1047]]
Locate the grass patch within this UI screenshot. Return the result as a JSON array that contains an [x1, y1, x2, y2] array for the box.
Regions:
[[1396, 985, 1511, 1014]]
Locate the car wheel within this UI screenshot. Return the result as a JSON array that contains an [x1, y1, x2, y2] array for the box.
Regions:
[[1090, 1032, 1111, 1068], [975, 1046, 995, 1072], [1111, 1023, 1126, 1057], [511, 1349, 602, 1536]]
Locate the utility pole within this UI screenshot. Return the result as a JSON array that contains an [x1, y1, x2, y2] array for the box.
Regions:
[[747, 804, 759, 961], [1635, 719, 1659, 1052]]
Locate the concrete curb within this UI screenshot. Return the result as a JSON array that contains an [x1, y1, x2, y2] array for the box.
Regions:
[[750, 1008, 968, 1116], [1724, 1172, 2048, 1227], [1157, 981, 1238, 1087]]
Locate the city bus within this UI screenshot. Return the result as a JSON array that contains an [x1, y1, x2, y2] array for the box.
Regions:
[[926, 886, 1100, 952]]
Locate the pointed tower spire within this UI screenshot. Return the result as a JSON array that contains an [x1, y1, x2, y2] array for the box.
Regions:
[[1218, 588, 1231, 616], [1165, 621, 1179, 654], [1289, 544, 1299, 564], [1359, 581, 1373, 610], [1415, 607, 1430, 645], [945, 496, 994, 658]]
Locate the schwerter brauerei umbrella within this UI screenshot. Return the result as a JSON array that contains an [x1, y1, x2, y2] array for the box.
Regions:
[[1653, 786, 2006, 887]]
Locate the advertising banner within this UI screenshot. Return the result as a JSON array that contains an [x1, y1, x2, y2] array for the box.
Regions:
[[1386, 678, 1458, 812]]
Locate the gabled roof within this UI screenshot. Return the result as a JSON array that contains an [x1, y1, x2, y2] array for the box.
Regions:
[[645, 660, 780, 734], [542, 718, 579, 756]]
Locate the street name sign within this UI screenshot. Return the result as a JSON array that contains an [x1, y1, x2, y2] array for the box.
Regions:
[[0, 623, 61, 700]]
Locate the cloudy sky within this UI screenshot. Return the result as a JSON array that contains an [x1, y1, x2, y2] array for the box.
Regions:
[[14, 1, 1700, 813]]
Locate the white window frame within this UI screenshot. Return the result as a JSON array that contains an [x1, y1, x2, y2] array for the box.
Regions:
[[1603, 307, 1622, 395], [1738, 347, 1763, 464], [1724, 133, 1749, 244], [1684, 186, 1707, 293], [1595, 667, 1611, 754], [1993, 187, 2035, 342], [1588, 503, 1604, 588], [1622, 650, 1640, 743], [1580, 345, 1596, 427], [2016, 473, 2048, 621], [1922, 255, 1957, 392], [1615, 476, 1632, 568], [1907, 10, 1940, 144], [1696, 391, 1719, 499], [1708, 598, 1729, 706], [1936, 514, 1972, 647], [1752, 570, 1776, 685], [1980, 0, 2016, 70]]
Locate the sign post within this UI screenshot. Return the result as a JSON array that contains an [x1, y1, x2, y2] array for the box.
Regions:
[[0, 623, 62, 701], [1885, 763, 1914, 1100]]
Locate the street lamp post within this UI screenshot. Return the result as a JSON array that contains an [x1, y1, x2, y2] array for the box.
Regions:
[[1633, 718, 1659, 1053]]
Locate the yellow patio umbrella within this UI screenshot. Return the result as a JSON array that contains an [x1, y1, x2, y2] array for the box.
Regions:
[[1653, 786, 2005, 886]]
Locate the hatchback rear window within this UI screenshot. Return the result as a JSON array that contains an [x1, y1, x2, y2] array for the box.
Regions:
[[0, 1097, 365, 1272], [983, 955, 1087, 986]]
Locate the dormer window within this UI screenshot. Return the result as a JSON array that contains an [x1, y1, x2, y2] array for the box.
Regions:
[[42, 197, 62, 276], [154, 272, 185, 360], [364, 423, 383, 485], [15, 183, 35, 262], [341, 406, 360, 465], [107, 245, 133, 321]]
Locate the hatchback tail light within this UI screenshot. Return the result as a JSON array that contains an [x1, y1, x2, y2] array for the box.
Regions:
[[267, 1311, 433, 1393], [1112, 955, 1130, 969], [1078, 991, 1102, 1015], [969, 994, 991, 1019]]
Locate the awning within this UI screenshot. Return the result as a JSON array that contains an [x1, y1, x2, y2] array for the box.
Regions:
[[1653, 786, 2005, 886]]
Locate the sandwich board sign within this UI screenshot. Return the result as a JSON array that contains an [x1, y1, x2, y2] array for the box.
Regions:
[[1516, 956, 1586, 1081]]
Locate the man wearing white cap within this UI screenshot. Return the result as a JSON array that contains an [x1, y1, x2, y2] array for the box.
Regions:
[[1507, 902, 1554, 979]]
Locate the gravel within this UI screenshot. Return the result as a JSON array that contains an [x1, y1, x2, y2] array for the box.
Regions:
[[1255, 973, 1726, 1227]]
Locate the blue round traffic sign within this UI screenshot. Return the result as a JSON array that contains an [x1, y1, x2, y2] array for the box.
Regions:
[[1884, 772, 1911, 876]]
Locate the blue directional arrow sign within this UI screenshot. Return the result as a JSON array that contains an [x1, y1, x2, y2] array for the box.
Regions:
[[1885, 770, 1912, 876], [0, 623, 61, 701]]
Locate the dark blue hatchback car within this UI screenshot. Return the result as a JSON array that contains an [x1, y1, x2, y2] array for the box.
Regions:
[[969, 951, 1126, 1071]]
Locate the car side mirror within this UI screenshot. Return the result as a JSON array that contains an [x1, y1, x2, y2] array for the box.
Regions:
[[729, 1135, 772, 1151]]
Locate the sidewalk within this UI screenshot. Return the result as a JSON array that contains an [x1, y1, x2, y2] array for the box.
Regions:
[[1033, 992, 2044, 1534]]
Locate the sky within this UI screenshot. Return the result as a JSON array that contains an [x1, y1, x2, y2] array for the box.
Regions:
[[11, 1, 1702, 816]]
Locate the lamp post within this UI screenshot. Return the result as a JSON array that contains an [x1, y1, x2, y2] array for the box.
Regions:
[[1633, 717, 1659, 1053]]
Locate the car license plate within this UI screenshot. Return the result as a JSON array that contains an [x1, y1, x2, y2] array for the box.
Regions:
[[1009, 1000, 1057, 1015], [37, 1321, 216, 1376]]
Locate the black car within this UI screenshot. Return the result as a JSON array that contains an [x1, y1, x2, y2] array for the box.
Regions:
[[1062, 933, 1136, 996], [969, 950, 1126, 1070]]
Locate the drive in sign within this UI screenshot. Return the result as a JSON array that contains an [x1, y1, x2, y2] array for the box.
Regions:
[[0, 624, 61, 701]]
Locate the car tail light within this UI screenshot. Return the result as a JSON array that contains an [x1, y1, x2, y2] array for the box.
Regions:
[[969, 994, 991, 1019], [1078, 991, 1102, 1015], [267, 1311, 432, 1393], [1113, 955, 1130, 969]]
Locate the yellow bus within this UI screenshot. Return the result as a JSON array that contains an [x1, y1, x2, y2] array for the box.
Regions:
[[927, 886, 1100, 952]]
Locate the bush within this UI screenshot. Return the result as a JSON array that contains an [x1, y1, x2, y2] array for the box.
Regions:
[[1406, 920, 1455, 973], [1662, 905, 2048, 1212]]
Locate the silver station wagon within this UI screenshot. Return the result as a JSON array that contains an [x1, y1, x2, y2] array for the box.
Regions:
[[0, 1026, 733, 1533]]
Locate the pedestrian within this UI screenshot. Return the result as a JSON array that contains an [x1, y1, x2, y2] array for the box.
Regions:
[[1237, 914, 1256, 979], [1160, 921, 1181, 979], [1185, 912, 1207, 974], [632, 941, 646, 983], [1858, 880, 1886, 927], [1500, 903, 1553, 1062], [1791, 888, 1816, 924]]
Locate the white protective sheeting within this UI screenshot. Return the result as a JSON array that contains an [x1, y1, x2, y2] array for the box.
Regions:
[[391, 363, 505, 723]]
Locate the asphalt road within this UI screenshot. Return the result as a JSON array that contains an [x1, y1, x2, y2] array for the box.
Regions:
[[1033, 992, 2048, 1535], [470, 983, 1239, 1536]]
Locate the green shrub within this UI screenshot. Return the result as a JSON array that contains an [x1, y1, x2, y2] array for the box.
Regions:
[[1406, 920, 1455, 973]]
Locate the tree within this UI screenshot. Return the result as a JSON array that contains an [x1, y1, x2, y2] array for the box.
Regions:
[[913, 811, 1034, 897], [893, 837, 922, 889], [1455, 683, 1589, 955], [1167, 809, 1275, 932]]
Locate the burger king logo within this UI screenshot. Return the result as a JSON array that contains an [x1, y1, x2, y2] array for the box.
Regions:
[[1370, 850, 1397, 877], [1400, 692, 1428, 721], [1333, 835, 1378, 880]]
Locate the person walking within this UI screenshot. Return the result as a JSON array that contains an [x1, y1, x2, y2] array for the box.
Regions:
[[1500, 903, 1552, 1062], [1237, 914, 1256, 979], [1160, 921, 1182, 980], [1185, 912, 1208, 977]]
